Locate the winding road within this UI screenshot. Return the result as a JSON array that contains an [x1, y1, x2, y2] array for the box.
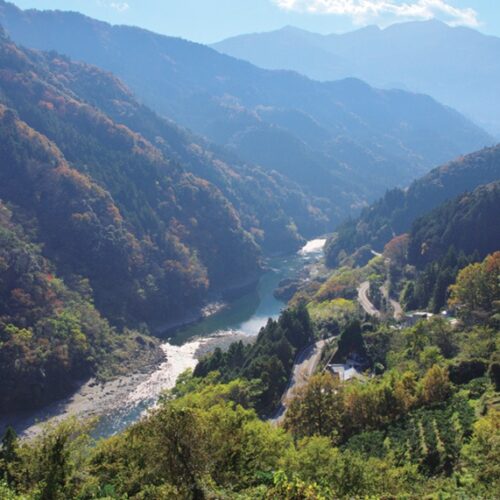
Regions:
[[357, 281, 381, 318], [358, 281, 404, 320], [381, 285, 405, 320], [270, 339, 327, 424]]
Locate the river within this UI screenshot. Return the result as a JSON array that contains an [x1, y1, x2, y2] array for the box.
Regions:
[[169, 238, 326, 345], [2, 239, 326, 439]]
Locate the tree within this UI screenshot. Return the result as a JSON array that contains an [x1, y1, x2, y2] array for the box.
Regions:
[[489, 362, 500, 391], [393, 371, 419, 413], [449, 252, 500, 323], [14, 419, 92, 500], [1, 427, 17, 465], [383, 234, 409, 267], [421, 365, 451, 405], [334, 320, 367, 363], [401, 281, 418, 311], [0, 427, 18, 484], [285, 373, 343, 441], [133, 406, 208, 499], [265, 470, 328, 499], [194, 307, 315, 414], [0, 480, 25, 500], [460, 410, 500, 494]]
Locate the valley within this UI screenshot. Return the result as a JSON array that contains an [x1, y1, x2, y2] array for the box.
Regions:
[[0, 2, 498, 498], [1, 239, 326, 440]]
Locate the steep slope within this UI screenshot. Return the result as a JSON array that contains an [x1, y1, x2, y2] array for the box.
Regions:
[[0, 1, 492, 217], [408, 181, 500, 268], [214, 21, 500, 136], [325, 144, 500, 266], [0, 132, 161, 412], [395, 182, 500, 313], [47, 52, 329, 246], [0, 33, 263, 328], [0, 32, 328, 412]]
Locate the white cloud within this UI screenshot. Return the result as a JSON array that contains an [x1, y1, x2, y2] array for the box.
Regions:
[[273, 0, 479, 27], [109, 2, 129, 12]]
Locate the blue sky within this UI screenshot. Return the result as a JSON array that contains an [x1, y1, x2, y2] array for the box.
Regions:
[[8, 0, 500, 43]]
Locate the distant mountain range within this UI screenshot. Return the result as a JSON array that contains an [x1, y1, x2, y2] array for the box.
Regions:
[[0, 0, 492, 222], [213, 21, 500, 137], [325, 144, 500, 267]]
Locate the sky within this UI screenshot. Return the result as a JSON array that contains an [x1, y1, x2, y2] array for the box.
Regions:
[[7, 0, 500, 44]]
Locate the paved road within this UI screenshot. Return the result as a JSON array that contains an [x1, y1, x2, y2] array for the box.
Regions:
[[381, 284, 405, 320], [357, 281, 381, 318], [389, 297, 404, 319], [270, 339, 327, 424]]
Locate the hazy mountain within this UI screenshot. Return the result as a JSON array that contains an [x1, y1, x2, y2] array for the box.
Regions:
[[0, 1, 492, 220], [213, 21, 500, 137], [325, 144, 500, 266]]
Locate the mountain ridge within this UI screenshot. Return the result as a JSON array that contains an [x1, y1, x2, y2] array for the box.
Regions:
[[325, 143, 500, 267], [0, 0, 492, 221], [213, 19, 500, 136], [408, 180, 500, 268]]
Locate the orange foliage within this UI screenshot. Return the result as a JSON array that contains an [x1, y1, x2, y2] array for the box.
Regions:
[[38, 100, 55, 111], [485, 251, 500, 275], [10, 288, 34, 309], [383, 233, 409, 266]]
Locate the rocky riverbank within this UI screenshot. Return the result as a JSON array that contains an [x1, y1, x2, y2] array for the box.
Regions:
[[0, 331, 249, 440], [1, 239, 326, 440]]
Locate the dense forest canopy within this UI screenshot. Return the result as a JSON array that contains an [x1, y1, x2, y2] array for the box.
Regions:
[[0, 199, 158, 411], [194, 306, 314, 414], [325, 144, 500, 267], [407, 182, 500, 268], [387, 182, 500, 313], [0, 32, 267, 332]]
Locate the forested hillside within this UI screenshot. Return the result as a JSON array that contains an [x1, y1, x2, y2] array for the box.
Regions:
[[0, 0, 492, 220], [38, 45, 329, 248], [0, 199, 160, 411], [395, 182, 500, 313], [408, 182, 500, 268], [0, 1, 497, 497], [326, 144, 500, 267], [194, 306, 314, 414], [0, 34, 264, 327]]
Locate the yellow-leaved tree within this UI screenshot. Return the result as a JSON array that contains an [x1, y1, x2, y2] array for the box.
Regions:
[[448, 251, 500, 323]]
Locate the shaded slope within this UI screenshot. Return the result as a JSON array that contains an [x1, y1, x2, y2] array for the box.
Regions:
[[408, 181, 500, 268], [0, 133, 159, 412]]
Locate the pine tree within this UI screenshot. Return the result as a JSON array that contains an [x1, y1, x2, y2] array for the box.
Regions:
[[0, 427, 18, 484]]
